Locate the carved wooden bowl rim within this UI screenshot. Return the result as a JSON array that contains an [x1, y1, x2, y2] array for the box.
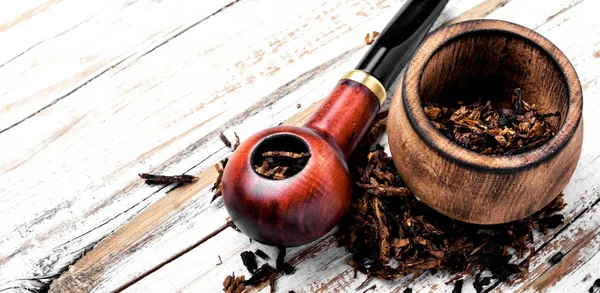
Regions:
[[401, 19, 582, 171]]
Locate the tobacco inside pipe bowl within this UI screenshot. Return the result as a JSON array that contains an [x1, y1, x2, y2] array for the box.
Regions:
[[221, 0, 448, 247], [221, 126, 352, 247], [221, 76, 382, 247], [388, 19, 583, 224]]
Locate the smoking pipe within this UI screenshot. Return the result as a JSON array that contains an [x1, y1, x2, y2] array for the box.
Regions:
[[222, 0, 448, 247]]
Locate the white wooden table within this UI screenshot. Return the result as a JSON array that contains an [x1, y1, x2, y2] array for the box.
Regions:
[[1, 0, 599, 292]]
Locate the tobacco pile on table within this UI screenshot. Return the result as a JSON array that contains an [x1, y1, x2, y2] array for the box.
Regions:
[[335, 110, 565, 292], [214, 105, 565, 292], [337, 148, 564, 289], [423, 89, 560, 155]]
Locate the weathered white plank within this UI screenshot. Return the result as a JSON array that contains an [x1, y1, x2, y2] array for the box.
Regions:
[[542, 235, 600, 293], [2, 0, 597, 293], [1, 0, 478, 291], [119, 0, 600, 292], [42, 0, 495, 291], [268, 1, 600, 291], [0, 0, 236, 132], [505, 203, 600, 293], [0, 0, 116, 66]]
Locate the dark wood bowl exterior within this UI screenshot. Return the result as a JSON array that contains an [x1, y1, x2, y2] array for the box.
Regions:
[[222, 79, 380, 246], [387, 20, 583, 224]]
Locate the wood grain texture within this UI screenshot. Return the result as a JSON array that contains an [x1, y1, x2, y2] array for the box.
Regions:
[[1, 0, 598, 292], [116, 0, 600, 292], [45, 1, 498, 291], [0, 0, 116, 65], [0, 0, 236, 132], [3, 0, 459, 290], [388, 19, 583, 224]]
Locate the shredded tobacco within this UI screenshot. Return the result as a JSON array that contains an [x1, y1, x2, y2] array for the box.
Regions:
[[452, 279, 464, 293], [138, 173, 197, 185], [334, 111, 566, 292], [241, 251, 258, 274], [365, 31, 380, 45], [253, 151, 310, 180], [255, 249, 270, 260], [212, 132, 241, 202], [548, 251, 565, 265], [233, 133, 241, 149], [590, 279, 600, 293], [222, 272, 246, 293], [216, 102, 565, 291], [337, 158, 565, 289], [473, 273, 491, 293], [276, 247, 295, 275], [337, 147, 565, 286], [220, 132, 232, 148], [423, 89, 560, 155], [222, 250, 295, 293], [211, 158, 228, 203]]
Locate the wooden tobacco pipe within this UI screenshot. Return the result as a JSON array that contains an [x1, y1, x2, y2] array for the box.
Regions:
[[222, 0, 448, 247]]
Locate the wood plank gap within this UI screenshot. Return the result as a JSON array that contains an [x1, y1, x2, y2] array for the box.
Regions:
[[64, 41, 357, 254], [0, 51, 135, 136], [0, 39, 43, 69], [485, 196, 600, 293], [0, 0, 243, 136], [112, 221, 232, 293], [45, 46, 359, 292]]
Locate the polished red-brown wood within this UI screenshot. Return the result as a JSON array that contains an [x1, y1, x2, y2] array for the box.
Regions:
[[222, 79, 380, 246]]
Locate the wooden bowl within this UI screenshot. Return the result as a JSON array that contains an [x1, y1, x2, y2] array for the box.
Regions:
[[387, 20, 583, 224]]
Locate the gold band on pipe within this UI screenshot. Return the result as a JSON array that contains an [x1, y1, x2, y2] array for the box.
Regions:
[[341, 70, 387, 105]]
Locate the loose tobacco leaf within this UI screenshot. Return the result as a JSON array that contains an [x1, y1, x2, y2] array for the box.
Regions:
[[276, 247, 295, 275], [215, 108, 565, 291], [473, 273, 491, 293], [138, 173, 197, 185], [233, 132, 241, 150], [255, 249, 270, 260], [590, 279, 600, 293], [220, 132, 233, 148], [211, 158, 228, 203], [254, 151, 310, 180], [212, 132, 240, 202], [452, 279, 464, 293], [221, 248, 297, 293], [222, 272, 246, 293], [220, 264, 282, 293], [337, 146, 565, 283], [365, 31, 380, 44], [549, 251, 564, 265], [220, 132, 241, 149], [241, 251, 258, 274], [362, 284, 377, 293], [424, 89, 560, 155], [336, 112, 566, 291]]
